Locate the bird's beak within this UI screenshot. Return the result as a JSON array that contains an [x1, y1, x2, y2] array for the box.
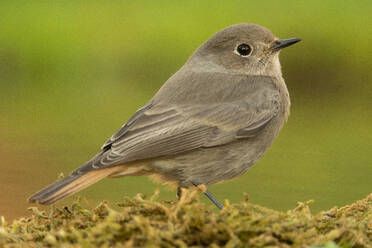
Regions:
[[271, 38, 301, 51]]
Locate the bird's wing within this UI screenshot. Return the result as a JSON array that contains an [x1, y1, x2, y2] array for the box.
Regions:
[[74, 83, 281, 174]]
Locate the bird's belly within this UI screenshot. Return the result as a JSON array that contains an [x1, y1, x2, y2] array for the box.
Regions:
[[150, 135, 274, 187]]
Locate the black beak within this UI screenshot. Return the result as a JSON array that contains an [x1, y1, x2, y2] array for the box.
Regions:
[[271, 38, 301, 51]]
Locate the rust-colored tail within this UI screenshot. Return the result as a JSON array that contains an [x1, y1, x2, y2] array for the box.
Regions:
[[28, 167, 119, 205]]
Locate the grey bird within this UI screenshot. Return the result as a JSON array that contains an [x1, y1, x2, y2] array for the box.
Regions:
[[28, 23, 300, 208]]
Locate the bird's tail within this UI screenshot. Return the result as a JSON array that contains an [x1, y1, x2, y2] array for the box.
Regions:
[[28, 167, 119, 205]]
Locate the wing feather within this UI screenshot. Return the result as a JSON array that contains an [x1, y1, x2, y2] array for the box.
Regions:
[[76, 75, 281, 173]]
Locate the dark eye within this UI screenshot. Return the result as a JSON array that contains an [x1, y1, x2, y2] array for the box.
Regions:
[[236, 44, 252, 56]]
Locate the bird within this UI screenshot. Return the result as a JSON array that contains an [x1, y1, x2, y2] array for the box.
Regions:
[[28, 23, 300, 209]]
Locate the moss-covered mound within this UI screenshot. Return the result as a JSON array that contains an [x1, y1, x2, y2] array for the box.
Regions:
[[0, 190, 371, 248]]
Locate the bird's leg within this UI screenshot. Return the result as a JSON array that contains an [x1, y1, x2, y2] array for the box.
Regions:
[[176, 186, 183, 200], [191, 181, 223, 210]]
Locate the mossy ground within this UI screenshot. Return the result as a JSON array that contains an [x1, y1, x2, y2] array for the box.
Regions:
[[0, 190, 371, 248]]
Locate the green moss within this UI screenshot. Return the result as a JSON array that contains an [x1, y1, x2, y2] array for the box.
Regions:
[[1, 190, 371, 247]]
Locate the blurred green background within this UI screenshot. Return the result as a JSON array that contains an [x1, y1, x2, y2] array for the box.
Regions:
[[1, 1, 371, 220]]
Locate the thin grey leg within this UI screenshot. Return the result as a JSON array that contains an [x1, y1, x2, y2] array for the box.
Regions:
[[177, 187, 183, 199], [191, 181, 223, 210]]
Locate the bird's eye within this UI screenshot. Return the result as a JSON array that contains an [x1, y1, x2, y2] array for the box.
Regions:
[[235, 43, 252, 56]]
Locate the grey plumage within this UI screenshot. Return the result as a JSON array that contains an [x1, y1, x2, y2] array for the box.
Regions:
[[28, 23, 300, 205]]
